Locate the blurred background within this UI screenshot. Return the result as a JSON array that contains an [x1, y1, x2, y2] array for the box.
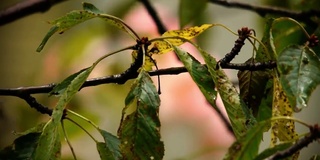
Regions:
[[0, 0, 319, 159]]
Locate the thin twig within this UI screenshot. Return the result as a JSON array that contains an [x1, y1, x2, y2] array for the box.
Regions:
[[0, 0, 67, 26], [139, 0, 167, 34], [208, 0, 320, 23], [268, 124, 320, 160]]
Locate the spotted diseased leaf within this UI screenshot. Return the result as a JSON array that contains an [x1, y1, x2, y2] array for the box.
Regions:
[[238, 58, 270, 117], [37, 2, 137, 52], [150, 24, 213, 55], [198, 48, 255, 139], [271, 78, 298, 147], [173, 46, 217, 110], [278, 45, 320, 112], [118, 70, 164, 159]]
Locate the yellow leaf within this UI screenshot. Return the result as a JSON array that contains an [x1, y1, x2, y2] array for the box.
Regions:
[[271, 78, 299, 159], [131, 49, 155, 71], [150, 24, 213, 55]]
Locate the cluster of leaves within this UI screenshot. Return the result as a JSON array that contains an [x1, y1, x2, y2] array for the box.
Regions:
[[1, 2, 320, 160]]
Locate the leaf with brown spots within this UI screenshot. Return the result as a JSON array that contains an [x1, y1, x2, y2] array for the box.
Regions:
[[150, 24, 213, 55], [278, 45, 320, 112], [271, 78, 299, 159], [117, 70, 164, 159]]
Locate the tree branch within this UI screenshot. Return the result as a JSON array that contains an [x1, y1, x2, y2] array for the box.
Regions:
[[208, 0, 320, 22], [268, 124, 320, 160], [0, 66, 188, 96], [0, 0, 66, 26], [139, 0, 167, 35]]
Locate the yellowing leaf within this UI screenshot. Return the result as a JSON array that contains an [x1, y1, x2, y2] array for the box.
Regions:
[[271, 78, 298, 146], [150, 24, 213, 55], [131, 50, 154, 71]]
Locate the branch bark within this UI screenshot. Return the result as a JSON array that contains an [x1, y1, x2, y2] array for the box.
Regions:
[[0, 0, 66, 26], [208, 0, 320, 23], [268, 124, 320, 160]]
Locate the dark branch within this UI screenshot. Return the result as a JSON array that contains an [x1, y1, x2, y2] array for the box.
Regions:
[[220, 61, 277, 71], [268, 124, 320, 160], [17, 94, 53, 116], [0, 0, 66, 26], [208, 0, 320, 22], [0, 64, 275, 97], [139, 0, 167, 34]]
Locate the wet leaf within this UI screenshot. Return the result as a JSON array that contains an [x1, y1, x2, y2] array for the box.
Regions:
[[98, 129, 121, 160], [198, 48, 256, 139], [237, 58, 270, 116], [278, 45, 320, 112], [173, 46, 217, 109], [271, 78, 298, 147], [224, 121, 268, 160], [118, 70, 164, 159], [179, 0, 207, 28], [37, 2, 137, 52]]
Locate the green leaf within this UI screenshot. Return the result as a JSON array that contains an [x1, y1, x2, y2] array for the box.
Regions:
[[224, 121, 268, 160], [253, 142, 292, 160], [98, 129, 121, 160], [198, 48, 256, 139], [237, 58, 270, 117], [118, 70, 164, 160], [32, 120, 61, 160], [37, 10, 96, 52], [179, 0, 207, 28], [51, 66, 94, 124], [0, 123, 45, 160], [49, 67, 89, 96], [82, 2, 104, 14], [173, 46, 217, 109], [271, 18, 308, 55], [278, 45, 320, 112], [37, 2, 137, 52]]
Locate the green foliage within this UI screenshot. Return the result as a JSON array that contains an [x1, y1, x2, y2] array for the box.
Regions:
[[278, 45, 320, 111], [238, 58, 270, 116], [1, 1, 320, 160], [118, 70, 164, 160], [224, 121, 268, 160], [199, 48, 256, 139], [173, 46, 217, 109], [179, 0, 207, 28], [98, 129, 121, 160]]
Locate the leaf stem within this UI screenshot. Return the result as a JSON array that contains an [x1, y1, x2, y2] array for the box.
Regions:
[[66, 109, 100, 129], [93, 45, 135, 66], [273, 17, 310, 38], [65, 117, 98, 143], [61, 120, 77, 160], [271, 116, 310, 128]]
